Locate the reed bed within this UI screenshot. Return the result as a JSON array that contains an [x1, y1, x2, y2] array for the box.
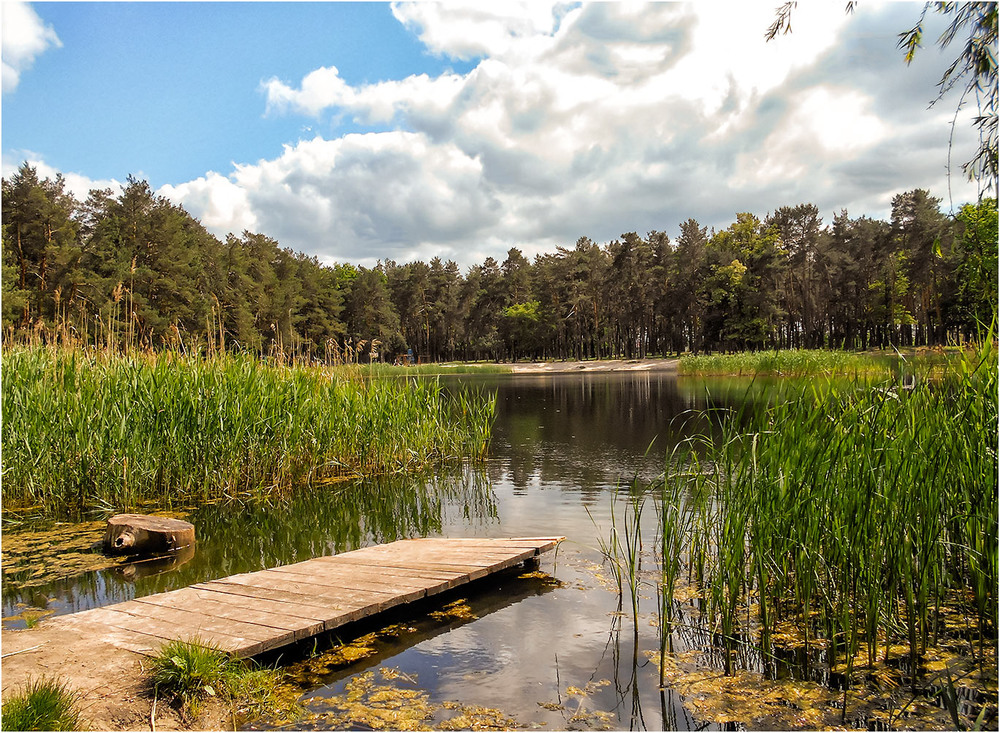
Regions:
[[678, 348, 893, 378], [1, 347, 496, 515], [355, 363, 512, 377], [659, 340, 997, 704]]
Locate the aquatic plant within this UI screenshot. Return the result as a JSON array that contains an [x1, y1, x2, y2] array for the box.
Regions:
[[1, 347, 496, 514], [678, 348, 894, 378], [354, 362, 512, 377], [659, 338, 998, 724], [0, 677, 82, 731]]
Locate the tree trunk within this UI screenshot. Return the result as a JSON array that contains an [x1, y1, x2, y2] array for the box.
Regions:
[[104, 514, 195, 556]]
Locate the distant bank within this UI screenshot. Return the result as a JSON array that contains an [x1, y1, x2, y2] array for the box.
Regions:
[[506, 358, 680, 374]]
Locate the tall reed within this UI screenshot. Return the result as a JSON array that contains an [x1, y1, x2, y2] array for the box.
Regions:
[[660, 340, 997, 690], [678, 348, 894, 379], [1, 347, 496, 515]]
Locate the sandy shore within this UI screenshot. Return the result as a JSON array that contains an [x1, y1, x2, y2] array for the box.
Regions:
[[506, 358, 679, 373]]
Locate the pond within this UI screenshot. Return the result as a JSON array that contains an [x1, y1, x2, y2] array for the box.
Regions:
[[7, 367, 991, 730], [3, 370, 755, 729]]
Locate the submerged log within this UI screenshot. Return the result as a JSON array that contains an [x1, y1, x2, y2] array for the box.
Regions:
[[103, 514, 195, 556]]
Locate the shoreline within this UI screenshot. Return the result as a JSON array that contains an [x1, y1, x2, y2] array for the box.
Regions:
[[505, 357, 680, 374]]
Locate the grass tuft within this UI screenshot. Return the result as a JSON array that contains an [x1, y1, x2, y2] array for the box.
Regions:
[[149, 639, 295, 722], [1, 677, 82, 731]]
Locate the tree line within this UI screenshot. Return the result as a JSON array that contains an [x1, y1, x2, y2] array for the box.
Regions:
[[3, 163, 996, 363]]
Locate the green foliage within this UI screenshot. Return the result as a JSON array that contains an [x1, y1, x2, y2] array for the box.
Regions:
[[2, 163, 992, 360], [149, 640, 292, 720], [663, 339, 998, 685], [1, 347, 496, 514], [953, 198, 999, 327], [678, 348, 890, 377], [151, 639, 232, 700], [1, 678, 82, 731]]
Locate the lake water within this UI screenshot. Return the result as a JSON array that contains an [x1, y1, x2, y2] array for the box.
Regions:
[[2, 371, 761, 730]]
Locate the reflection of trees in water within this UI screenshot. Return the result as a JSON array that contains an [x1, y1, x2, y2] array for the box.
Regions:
[[490, 373, 759, 493], [1, 468, 498, 618]]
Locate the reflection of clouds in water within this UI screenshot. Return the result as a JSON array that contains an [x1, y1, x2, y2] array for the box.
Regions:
[[405, 561, 631, 719]]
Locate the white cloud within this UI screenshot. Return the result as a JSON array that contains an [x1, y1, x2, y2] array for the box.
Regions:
[[2, 1, 61, 93], [389, 1, 564, 61], [165, 133, 501, 267], [163, 2, 983, 266], [159, 172, 258, 235], [2, 151, 121, 201]]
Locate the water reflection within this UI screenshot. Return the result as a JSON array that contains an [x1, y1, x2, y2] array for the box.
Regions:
[[4, 370, 771, 730], [442, 372, 765, 496], [2, 467, 499, 620]]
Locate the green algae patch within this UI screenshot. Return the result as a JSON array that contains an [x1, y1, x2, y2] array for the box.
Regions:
[[1, 520, 123, 591], [650, 646, 997, 731], [298, 668, 524, 731], [517, 570, 564, 588], [429, 599, 477, 623]]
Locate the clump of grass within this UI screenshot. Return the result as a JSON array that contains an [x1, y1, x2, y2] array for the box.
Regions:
[[150, 638, 233, 704], [149, 639, 295, 721], [1, 347, 496, 513], [678, 348, 892, 378], [1, 677, 82, 731]]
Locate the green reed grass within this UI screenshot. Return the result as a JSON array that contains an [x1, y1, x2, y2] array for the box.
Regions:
[[1, 347, 496, 514], [678, 348, 893, 378], [355, 362, 512, 377], [661, 340, 998, 691], [1, 678, 82, 731]]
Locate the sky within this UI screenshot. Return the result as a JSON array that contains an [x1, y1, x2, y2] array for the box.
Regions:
[[1, 1, 986, 269]]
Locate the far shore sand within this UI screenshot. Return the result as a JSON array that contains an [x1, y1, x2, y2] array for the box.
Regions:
[[504, 358, 679, 374]]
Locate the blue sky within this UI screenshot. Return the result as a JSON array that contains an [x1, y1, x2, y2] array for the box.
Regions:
[[4, 3, 474, 184], [2, 2, 986, 268]]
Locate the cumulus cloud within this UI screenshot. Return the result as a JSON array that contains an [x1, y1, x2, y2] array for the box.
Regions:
[[2, 1, 61, 93], [2, 151, 121, 202], [166, 133, 502, 266], [167, 2, 981, 268]]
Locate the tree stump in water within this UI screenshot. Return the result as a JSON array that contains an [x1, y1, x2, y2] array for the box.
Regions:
[[103, 514, 195, 556]]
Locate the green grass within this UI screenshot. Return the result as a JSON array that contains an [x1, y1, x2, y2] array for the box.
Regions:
[[1, 347, 497, 514], [354, 362, 512, 377], [149, 639, 294, 720], [661, 338, 998, 688], [1, 678, 82, 731], [678, 348, 894, 378]]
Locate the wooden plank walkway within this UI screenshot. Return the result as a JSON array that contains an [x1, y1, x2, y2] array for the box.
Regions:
[[45, 537, 563, 658]]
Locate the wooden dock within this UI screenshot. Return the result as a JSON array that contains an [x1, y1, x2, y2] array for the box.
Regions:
[[43, 537, 563, 658]]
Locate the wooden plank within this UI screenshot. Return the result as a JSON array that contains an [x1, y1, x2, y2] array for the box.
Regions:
[[300, 555, 465, 581], [73, 607, 262, 655], [328, 557, 494, 580], [269, 562, 450, 594], [307, 557, 469, 589], [337, 545, 536, 566], [193, 579, 359, 620], [133, 590, 324, 640], [113, 599, 295, 652], [260, 568, 430, 607], [35, 537, 565, 661], [215, 573, 385, 624], [185, 586, 331, 625]]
